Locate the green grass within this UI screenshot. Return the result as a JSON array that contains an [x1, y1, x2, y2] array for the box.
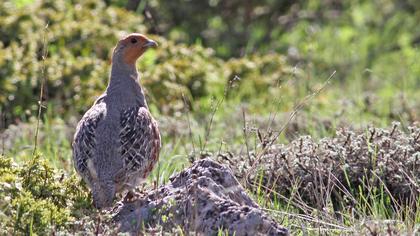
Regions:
[[250, 168, 418, 235]]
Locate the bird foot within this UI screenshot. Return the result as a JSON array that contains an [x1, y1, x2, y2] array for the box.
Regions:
[[123, 191, 140, 203]]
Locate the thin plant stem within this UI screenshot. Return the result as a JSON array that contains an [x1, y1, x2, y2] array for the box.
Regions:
[[202, 75, 237, 151], [1, 110, 4, 156], [33, 24, 49, 156], [245, 70, 336, 187], [182, 94, 196, 156]]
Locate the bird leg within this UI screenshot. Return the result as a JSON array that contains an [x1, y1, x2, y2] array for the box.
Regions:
[[122, 182, 148, 202], [123, 190, 140, 203]]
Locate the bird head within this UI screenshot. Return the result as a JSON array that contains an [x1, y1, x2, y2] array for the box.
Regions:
[[112, 33, 157, 66]]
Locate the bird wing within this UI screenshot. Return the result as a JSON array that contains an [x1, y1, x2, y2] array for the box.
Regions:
[[118, 106, 161, 180], [72, 103, 106, 180]]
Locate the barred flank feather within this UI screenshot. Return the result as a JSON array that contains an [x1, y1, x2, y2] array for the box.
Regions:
[[119, 106, 160, 182]]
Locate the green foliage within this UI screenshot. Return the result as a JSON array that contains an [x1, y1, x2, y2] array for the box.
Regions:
[[2, 0, 418, 126], [145, 0, 420, 60], [0, 0, 145, 122], [143, 0, 420, 122], [224, 54, 299, 103], [0, 0, 298, 121], [0, 155, 92, 235], [140, 39, 225, 114], [145, 0, 297, 57]]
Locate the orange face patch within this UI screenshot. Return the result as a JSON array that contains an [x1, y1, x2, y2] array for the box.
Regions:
[[123, 47, 145, 65], [120, 34, 149, 64]]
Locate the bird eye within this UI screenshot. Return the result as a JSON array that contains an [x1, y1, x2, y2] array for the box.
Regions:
[[130, 38, 137, 44]]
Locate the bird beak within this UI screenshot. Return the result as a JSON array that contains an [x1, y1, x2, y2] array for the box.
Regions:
[[143, 39, 158, 48]]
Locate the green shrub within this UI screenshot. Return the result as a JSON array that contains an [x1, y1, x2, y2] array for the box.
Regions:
[[0, 0, 228, 120], [0, 154, 92, 235], [0, 0, 298, 121], [140, 38, 225, 114], [0, 0, 145, 122], [224, 53, 300, 103]]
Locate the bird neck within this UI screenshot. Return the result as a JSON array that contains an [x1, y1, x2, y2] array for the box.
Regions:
[[109, 61, 138, 85], [106, 61, 148, 108]]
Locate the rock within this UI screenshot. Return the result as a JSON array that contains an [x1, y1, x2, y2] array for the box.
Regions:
[[112, 159, 289, 235]]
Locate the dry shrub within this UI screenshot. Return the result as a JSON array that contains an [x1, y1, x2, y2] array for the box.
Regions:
[[219, 122, 419, 215]]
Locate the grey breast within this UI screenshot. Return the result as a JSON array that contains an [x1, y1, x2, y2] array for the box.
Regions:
[[73, 95, 160, 191]]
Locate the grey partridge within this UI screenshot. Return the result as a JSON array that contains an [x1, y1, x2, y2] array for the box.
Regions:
[[72, 33, 161, 209]]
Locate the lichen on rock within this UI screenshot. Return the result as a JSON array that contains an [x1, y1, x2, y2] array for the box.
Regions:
[[112, 159, 288, 235]]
